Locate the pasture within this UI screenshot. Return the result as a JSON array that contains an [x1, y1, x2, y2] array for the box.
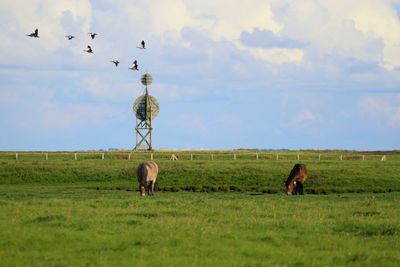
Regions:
[[1, 150, 400, 266]]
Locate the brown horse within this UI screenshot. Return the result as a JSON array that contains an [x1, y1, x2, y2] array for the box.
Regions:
[[285, 164, 308, 195], [136, 162, 159, 196]]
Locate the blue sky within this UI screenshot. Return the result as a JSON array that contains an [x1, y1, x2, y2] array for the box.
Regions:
[[1, 0, 400, 151]]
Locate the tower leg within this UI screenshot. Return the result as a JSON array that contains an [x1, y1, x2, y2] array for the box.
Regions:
[[134, 120, 153, 151]]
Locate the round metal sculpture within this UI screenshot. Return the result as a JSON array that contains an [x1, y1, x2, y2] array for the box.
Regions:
[[133, 73, 159, 151], [132, 93, 160, 121], [141, 73, 153, 86]]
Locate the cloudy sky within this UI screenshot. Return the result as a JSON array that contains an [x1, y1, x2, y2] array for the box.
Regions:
[[1, 0, 400, 151]]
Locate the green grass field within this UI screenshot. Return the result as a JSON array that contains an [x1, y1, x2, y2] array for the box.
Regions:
[[1, 151, 400, 266]]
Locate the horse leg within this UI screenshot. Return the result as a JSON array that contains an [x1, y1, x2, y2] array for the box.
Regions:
[[150, 181, 155, 195], [296, 182, 304, 195], [146, 182, 150, 196], [148, 181, 153, 196]]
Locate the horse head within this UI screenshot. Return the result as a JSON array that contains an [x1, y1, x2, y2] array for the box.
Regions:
[[286, 181, 296, 195], [140, 185, 146, 196]]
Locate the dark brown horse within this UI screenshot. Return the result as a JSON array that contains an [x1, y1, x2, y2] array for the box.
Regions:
[[136, 162, 158, 196], [285, 164, 308, 195]]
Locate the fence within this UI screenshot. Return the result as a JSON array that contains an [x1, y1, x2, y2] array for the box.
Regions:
[[0, 151, 396, 161]]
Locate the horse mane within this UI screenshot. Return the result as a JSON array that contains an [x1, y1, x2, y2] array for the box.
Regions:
[[285, 164, 302, 187], [136, 163, 147, 183]]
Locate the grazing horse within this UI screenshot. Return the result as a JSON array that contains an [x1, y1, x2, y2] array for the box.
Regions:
[[285, 164, 308, 195], [136, 162, 158, 196]]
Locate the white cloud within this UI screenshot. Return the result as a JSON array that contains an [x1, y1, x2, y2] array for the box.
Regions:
[[360, 95, 400, 127], [291, 110, 321, 125], [217, 112, 244, 130], [391, 109, 400, 126], [361, 97, 390, 112], [152, 83, 201, 102], [241, 29, 307, 49], [275, 0, 400, 70], [0, 80, 124, 132], [39, 103, 123, 131], [185, 1, 282, 41], [81, 75, 141, 102], [165, 113, 208, 134], [298, 110, 321, 122], [244, 47, 304, 64], [3, 0, 400, 74], [95, 0, 292, 64], [0, 0, 92, 58]]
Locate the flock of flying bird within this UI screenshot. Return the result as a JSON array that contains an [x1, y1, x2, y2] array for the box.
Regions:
[[26, 28, 145, 71]]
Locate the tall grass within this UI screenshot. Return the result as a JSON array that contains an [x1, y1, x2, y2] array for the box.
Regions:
[[1, 157, 400, 194]]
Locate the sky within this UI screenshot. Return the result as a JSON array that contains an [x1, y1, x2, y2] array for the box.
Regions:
[[1, 0, 400, 151]]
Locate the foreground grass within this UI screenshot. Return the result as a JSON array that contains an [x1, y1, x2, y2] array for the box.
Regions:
[[0, 186, 399, 266]]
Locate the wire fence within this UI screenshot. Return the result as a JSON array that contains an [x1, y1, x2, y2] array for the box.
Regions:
[[0, 151, 397, 161]]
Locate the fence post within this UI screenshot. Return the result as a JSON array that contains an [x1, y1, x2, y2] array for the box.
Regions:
[[128, 153, 131, 160], [211, 154, 214, 160], [256, 153, 259, 160], [340, 155, 343, 161], [102, 153, 104, 160], [234, 153, 236, 160], [151, 153, 153, 161], [74, 153, 77, 160], [381, 155, 386, 161], [15, 153, 18, 160], [362, 155, 365, 161], [191, 154, 193, 161], [318, 154, 321, 161], [276, 154, 279, 160], [297, 154, 300, 161], [45, 153, 48, 160]]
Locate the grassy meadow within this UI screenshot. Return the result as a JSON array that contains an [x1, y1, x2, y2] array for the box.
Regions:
[[0, 150, 400, 266]]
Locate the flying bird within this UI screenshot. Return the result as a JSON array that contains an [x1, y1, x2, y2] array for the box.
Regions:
[[129, 60, 139, 71], [88, 32, 97, 39], [83, 45, 93, 54], [26, 28, 39, 38], [137, 40, 145, 49], [65, 35, 75, 40], [110, 60, 120, 67]]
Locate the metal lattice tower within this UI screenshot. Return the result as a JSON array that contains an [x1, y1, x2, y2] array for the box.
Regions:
[[132, 73, 159, 150]]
